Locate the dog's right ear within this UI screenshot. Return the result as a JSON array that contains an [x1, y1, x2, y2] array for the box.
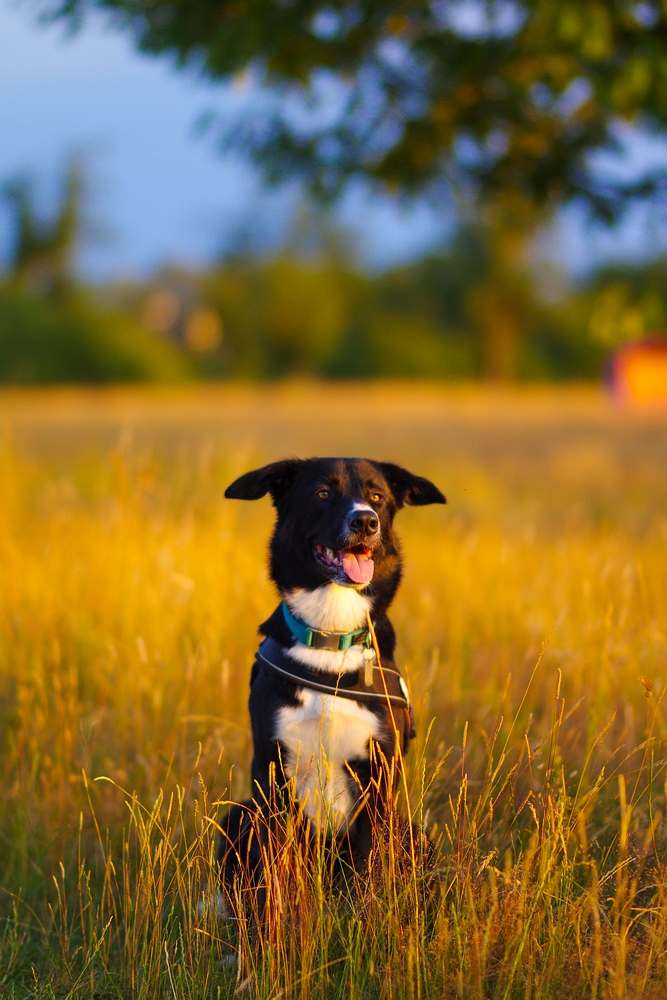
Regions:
[[225, 459, 301, 503]]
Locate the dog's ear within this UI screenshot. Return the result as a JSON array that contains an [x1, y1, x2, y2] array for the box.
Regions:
[[225, 459, 301, 503], [375, 462, 446, 509]]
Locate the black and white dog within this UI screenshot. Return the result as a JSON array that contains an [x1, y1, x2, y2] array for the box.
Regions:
[[219, 457, 446, 891]]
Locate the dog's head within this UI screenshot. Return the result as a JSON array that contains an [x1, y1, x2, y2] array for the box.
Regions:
[[225, 457, 445, 613]]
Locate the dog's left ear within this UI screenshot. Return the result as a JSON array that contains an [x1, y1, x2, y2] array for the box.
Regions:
[[225, 459, 301, 503], [375, 462, 446, 509]]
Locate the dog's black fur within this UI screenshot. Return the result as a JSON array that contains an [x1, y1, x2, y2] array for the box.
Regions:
[[218, 457, 445, 896]]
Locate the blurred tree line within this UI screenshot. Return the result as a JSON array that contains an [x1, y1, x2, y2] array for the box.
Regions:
[[107, 212, 667, 382], [2, 160, 667, 384], [0, 161, 191, 383]]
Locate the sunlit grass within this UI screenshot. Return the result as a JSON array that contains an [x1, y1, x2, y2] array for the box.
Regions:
[[1, 383, 666, 998]]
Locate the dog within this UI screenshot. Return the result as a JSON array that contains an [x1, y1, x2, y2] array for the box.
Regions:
[[218, 457, 446, 899]]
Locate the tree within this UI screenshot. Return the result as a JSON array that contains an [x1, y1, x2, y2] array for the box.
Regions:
[[3, 158, 83, 295], [41, 0, 667, 213], [0, 158, 194, 383]]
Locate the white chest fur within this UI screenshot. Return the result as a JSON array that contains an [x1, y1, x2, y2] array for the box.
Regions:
[[284, 584, 372, 674], [275, 690, 380, 832]]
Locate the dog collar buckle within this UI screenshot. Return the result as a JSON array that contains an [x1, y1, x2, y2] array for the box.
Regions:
[[281, 601, 373, 652]]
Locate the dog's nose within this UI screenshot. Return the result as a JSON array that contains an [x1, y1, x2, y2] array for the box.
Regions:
[[349, 510, 379, 536]]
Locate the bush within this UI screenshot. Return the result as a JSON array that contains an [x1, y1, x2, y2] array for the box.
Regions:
[[0, 285, 192, 384]]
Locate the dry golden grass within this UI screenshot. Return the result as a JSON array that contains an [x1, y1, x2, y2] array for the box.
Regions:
[[1, 382, 667, 999]]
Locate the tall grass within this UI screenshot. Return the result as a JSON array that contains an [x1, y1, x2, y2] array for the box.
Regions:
[[1, 384, 666, 998]]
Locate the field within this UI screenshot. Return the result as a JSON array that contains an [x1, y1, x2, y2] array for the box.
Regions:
[[1, 382, 666, 999]]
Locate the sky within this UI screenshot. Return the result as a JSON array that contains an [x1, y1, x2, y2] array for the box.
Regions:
[[1, 0, 666, 281]]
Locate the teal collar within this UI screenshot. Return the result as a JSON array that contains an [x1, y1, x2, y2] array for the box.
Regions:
[[281, 601, 373, 652]]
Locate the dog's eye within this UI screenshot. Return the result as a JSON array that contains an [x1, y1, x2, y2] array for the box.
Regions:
[[317, 489, 330, 499], [370, 492, 383, 503]]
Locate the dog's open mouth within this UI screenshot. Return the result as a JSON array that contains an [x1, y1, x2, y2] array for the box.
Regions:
[[314, 543, 374, 584]]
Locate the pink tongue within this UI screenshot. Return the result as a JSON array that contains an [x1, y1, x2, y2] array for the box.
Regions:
[[341, 550, 374, 584]]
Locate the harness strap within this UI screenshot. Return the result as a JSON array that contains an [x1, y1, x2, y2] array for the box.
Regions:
[[256, 638, 411, 709]]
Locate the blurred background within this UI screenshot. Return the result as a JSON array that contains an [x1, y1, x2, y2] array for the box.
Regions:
[[1, 0, 667, 397]]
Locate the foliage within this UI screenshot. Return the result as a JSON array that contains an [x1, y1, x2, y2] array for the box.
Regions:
[[1, 385, 666, 996], [6, 237, 667, 384], [40, 0, 667, 213], [191, 226, 609, 379], [3, 158, 83, 296], [0, 159, 196, 385], [584, 255, 667, 348], [0, 284, 192, 383], [200, 255, 359, 377], [3, 151, 667, 384]]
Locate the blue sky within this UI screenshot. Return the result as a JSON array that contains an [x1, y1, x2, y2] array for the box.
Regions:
[[1, 0, 666, 281]]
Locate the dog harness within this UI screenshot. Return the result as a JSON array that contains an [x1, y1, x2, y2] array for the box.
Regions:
[[254, 636, 416, 742]]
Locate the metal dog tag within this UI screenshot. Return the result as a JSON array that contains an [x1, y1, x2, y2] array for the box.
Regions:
[[362, 646, 375, 686]]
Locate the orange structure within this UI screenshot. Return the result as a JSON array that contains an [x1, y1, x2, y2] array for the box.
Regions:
[[609, 339, 667, 408]]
